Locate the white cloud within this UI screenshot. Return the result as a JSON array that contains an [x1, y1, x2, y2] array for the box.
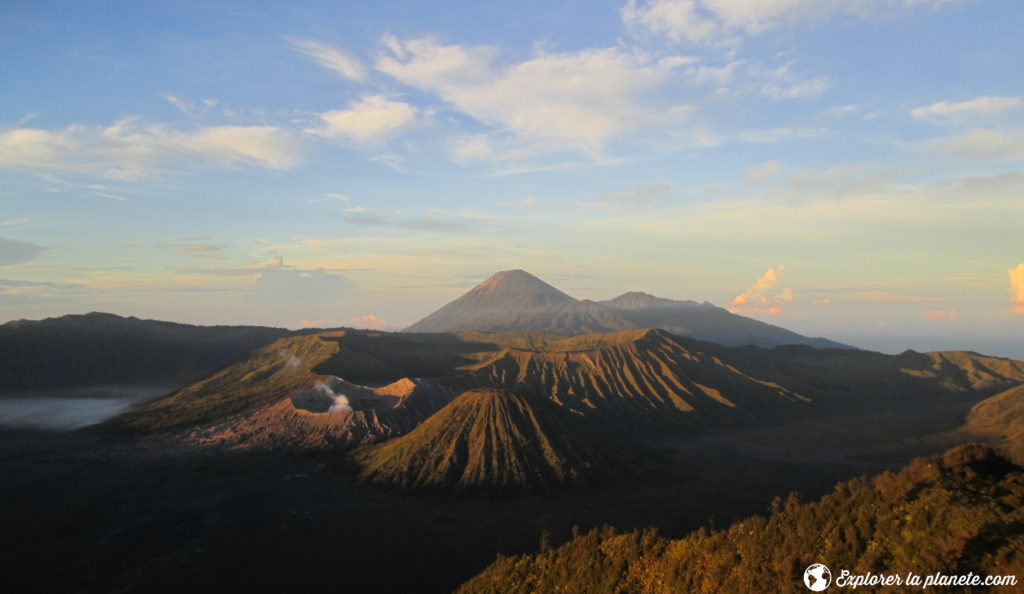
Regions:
[[309, 95, 421, 143], [729, 265, 792, 316], [451, 134, 494, 163], [245, 267, 356, 304], [744, 160, 783, 185], [912, 96, 1023, 119], [623, 0, 968, 45], [376, 38, 694, 160], [346, 313, 391, 330], [0, 118, 304, 178], [164, 94, 220, 118], [754, 62, 831, 100], [823, 104, 861, 118], [1010, 263, 1024, 315], [289, 38, 367, 81], [933, 129, 1024, 161]]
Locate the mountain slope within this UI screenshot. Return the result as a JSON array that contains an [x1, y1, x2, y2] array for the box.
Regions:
[[461, 329, 812, 433], [113, 325, 1024, 446], [406, 269, 850, 349], [189, 377, 455, 451], [405, 270, 579, 333], [458, 444, 1024, 593], [114, 329, 458, 449], [0, 312, 295, 392], [600, 293, 849, 349], [350, 389, 646, 492], [964, 384, 1024, 463]]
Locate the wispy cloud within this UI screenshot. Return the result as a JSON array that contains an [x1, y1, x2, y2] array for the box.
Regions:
[[912, 96, 1023, 119], [344, 206, 488, 234], [744, 160, 783, 185], [289, 37, 367, 81], [162, 238, 231, 261], [163, 94, 220, 118], [346, 313, 391, 330], [923, 309, 958, 320], [622, 0, 969, 46], [0, 237, 46, 266], [376, 37, 695, 161], [932, 129, 1024, 161], [595, 182, 671, 206], [308, 95, 423, 143], [0, 118, 305, 178]]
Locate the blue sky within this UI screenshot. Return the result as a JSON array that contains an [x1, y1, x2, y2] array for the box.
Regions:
[[1, 0, 1023, 357]]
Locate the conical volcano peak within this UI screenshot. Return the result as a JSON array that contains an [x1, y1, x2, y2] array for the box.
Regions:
[[404, 270, 577, 333], [474, 269, 573, 299], [350, 388, 643, 492]]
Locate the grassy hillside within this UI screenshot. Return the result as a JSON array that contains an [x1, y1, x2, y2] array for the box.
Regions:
[[350, 389, 650, 493], [459, 444, 1024, 593], [965, 384, 1024, 464]]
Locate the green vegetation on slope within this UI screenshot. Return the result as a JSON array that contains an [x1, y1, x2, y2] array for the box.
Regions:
[[459, 444, 1024, 593], [350, 389, 649, 493]]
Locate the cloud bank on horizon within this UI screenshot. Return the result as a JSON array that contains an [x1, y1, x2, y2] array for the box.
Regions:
[[0, 0, 1021, 357]]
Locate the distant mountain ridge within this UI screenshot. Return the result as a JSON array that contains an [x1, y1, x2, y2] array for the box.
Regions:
[[406, 269, 850, 350], [0, 312, 297, 393]]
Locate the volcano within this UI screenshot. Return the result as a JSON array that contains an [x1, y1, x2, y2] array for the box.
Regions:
[[405, 269, 850, 349], [350, 388, 646, 493]]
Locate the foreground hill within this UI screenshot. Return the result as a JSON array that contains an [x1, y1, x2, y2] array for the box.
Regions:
[[350, 389, 647, 493], [405, 269, 849, 349], [458, 444, 1024, 593], [964, 384, 1024, 464], [0, 312, 294, 392]]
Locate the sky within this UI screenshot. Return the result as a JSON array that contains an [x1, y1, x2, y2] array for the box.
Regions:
[[1, 0, 1022, 357]]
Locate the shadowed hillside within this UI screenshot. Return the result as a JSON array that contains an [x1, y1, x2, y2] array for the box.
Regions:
[[0, 312, 295, 393], [350, 389, 648, 493], [458, 444, 1024, 593]]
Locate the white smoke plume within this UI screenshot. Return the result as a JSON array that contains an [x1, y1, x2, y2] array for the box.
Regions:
[[278, 348, 302, 369], [315, 380, 352, 412]]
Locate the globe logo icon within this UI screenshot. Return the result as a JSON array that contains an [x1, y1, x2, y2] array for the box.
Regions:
[[803, 564, 832, 591]]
